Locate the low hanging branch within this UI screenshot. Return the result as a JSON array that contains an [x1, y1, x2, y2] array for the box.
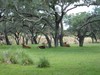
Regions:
[[14, 5, 55, 31], [77, 19, 100, 30], [14, 5, 44, 23], [65, 6, 77, 13], [77, 14, 100, 30]]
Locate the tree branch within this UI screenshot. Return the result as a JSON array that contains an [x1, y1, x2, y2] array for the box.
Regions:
[[74, 1, 100, 7], [63, 3, 71, 11], [65, 6, 77, 13], [14, 5, 43, 23], [77, 19, 100, 29]]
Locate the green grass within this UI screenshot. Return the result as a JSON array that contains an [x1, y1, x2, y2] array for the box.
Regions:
[[0, 44, 100, 75]]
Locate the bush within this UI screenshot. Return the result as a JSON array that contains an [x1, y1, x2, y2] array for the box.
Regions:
[[0, 51, 34, 65], [20, 52, 34, 65], [37, 57, 50, 68], [0, 55, 4, 63], [10, 55, 18, 64], [0, 51, 16, 64], [21, 57, 33, 65]]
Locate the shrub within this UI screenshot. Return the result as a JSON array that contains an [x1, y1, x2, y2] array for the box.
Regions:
[[21, 57, 33, 65], [20, 52, 34, 65], [1, 51, 14, 64], [0, 51, 19, 64], [37, 57, 50, 68], [0, 55, 4, 63], [0, 51, 34, 65], [10, 55, 18, 64]]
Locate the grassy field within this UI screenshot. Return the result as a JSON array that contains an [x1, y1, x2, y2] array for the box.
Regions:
[[0, 44, 100, 75]]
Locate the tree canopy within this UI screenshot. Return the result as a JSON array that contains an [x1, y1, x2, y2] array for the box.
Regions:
[[0, 0, 100, 47]]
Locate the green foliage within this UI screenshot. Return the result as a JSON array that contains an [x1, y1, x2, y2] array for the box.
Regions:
[[0, 51, 34, 65], [67, 12, 90, 34], [37, 57, 50, 68], [69, 12, 90, 27], [0, 0, 3, 8], [93, 7, 100, 15], [9, 55, 18, 64], [0, 54, 4, 63], [0, 51, 17, 64], [19, 52, 34, 65], [96, 0, 100, 4], [21, 57, 33, 65]]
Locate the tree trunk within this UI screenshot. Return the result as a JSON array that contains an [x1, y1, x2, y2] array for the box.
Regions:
[[91, 32, 97, 43], [91, 37, 94, 43], [22, 36, 25, 45], [78, 36, 84, 47], [15, 38, 20, 45], [31, 35, 38, 44], [77, 30, 85, 47], [31, 36, 34, 44], [3, 22, 11, 45], [59, 34, 63, 46], [54, 22, 59, 47], [33, 36, 38, 44], [30, 32, 38, 44], [54, 33, 59, 47], [26, 38, 28, 45], [44, 34, 52, 48], [14, 34, 20, 45], [4, 32, 11, 45], [31, 33, 34, 44], [59, 22, 64, 46]]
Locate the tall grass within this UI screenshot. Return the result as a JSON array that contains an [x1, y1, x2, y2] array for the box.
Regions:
[[0, 50, 34, 65]]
